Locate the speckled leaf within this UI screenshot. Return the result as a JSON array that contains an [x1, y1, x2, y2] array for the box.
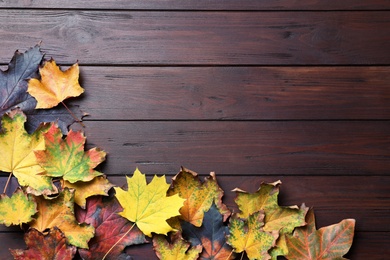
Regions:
[[285, 209, 355, 260], [34, 124, 106, 183], [29, 188, 95, 249], [168, 167, 230, 227], [27, 59, 84, 109], [0, 188, 37, 227], [114, 168, 185, 237], [76, 195, 147, 260], [181, 204, 235, 260], [0, 109, 55, 195], [233, 181, 308, 258], [227, 211, 278, 260], [10, 228, 76, 260], [153, 232, 202, 260], [62, 176, 114, 209]]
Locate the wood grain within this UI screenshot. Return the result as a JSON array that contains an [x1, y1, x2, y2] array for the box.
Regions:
[[1, 0, 389, 10], [75, 121, 390, 176], [0, 232, 388, 259], [74, 66, 390, 120], [0, 11, 389, 65]]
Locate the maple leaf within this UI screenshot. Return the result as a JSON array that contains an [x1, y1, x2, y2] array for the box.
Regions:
[[153, 232, 202, 260], [0, 109, 55, 195], [10, 227, 76, 260], [0, 188, 37, 227], [168, 167, 230, 227], [285, 209, 355, 260], [228, 211, 279, 260], [29, 188, 95, 249], [76, 195, 147, 260], [62, 176, 114, 209], [34, 124, 106, 183], [0, 46, 81, 134], [0, 45, 43, 117], [27, 59, 84, 109], [233, 180, 308, 258], [181, 203, 235, 260], [114, 168, 185, 237]]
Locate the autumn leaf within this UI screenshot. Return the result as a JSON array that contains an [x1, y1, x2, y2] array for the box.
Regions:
[[233, 180, 308, 258], [29, 188, 95, 249], [62, 176, 114, 209], [34, 124, 106, 183], [76, 195, 147, 260], [227, 211, 279, 260], [168, 167, 230, 227], [27, 59, 84, 109], [0, 109, 55, 195], [10, 228, 76, 260], [181, 203, 235, 260], [0, 46, 43, 119], [153, 232, 202, 260], [114, 168, 185, 237], [0, 188, 37, 227], [0, 46, 81, 134], [285, 209, 355, 260]]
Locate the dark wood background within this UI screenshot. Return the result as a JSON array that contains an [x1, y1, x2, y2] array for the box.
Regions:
[[0, 1, 389, 259]]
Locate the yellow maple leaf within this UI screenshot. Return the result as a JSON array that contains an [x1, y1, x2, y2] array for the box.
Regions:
[[30, 188, 95, 249], [0, 109, 55, 195], [27, 59, 84, 109], [114, 168, 185, 237], [62, 176, 114, 209]]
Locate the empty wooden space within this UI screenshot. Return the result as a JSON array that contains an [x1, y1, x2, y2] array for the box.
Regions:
[[0, 1, 389, 259]]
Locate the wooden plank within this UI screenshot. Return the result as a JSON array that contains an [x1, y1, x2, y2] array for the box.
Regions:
[[0, 232, 388, 259], [0, 11, 389, 65], [72, 121, 390, 176], [73, 66, 390, 120], [1, 175, 388, 232], [0, 0, 389, 10]]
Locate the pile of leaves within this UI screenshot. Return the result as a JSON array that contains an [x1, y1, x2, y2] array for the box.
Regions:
[[0, 46, 356, 260]]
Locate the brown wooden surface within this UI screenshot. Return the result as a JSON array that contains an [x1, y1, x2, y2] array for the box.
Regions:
[[0, 1, 389, 259], [0, 11, 389, 65], [1, 0, 389, 10]]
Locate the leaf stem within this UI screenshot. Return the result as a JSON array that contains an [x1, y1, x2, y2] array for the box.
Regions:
[[225, 250, 234, 260], [240, 252, 244, 260], [3, 172, 13, 194], [102, 222, 136, 260], [61, 101, 85, 128]]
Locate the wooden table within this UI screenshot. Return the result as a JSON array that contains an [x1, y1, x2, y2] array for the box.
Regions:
[[0, 1, 389, 259]]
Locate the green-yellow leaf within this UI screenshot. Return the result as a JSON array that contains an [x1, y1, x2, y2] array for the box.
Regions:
[[114, 168, 185, 237], [227, 211, 278, 260], [153, 232, 202, 260], [27, 59, 84, 109], [29, 188, 95, 249], [0, 109, 55, 195], [168, 167, 230, 227], [62, 176, 114, 209], [0, 188, 37, 226], [34, 124, 106, 183]]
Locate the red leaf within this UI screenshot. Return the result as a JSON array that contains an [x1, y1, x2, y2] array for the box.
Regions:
[[9, 228, 76, 260], [76, 195, 147, 260]]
